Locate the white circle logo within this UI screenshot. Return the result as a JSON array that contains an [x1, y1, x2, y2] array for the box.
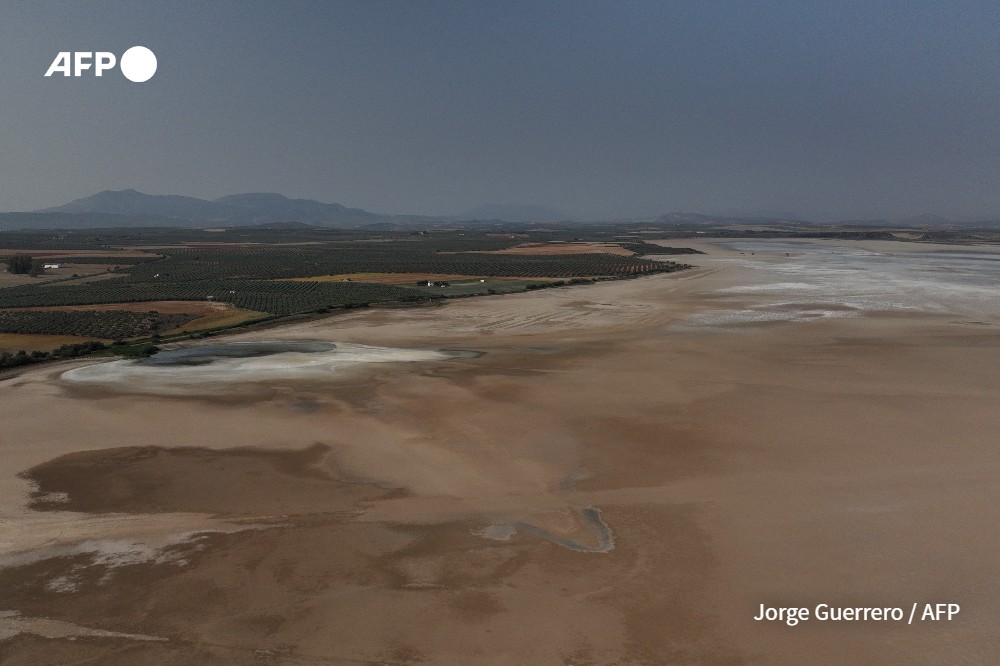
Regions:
[[119, 46, 157, 83]]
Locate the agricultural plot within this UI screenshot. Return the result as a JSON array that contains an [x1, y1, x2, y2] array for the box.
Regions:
[[0, 278, 433, 315], [0, 229, 693, 343], [0, 310, 199, 339], [618, 241, 705, 255], [0, 333, 105, 354], [454, 242, 636, 256], [121, 245, 679, 282], [283, 272, 542, 284]]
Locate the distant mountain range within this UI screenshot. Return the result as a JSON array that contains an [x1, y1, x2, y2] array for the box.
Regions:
[[0, 189, 580, 230], [0, 190, 580, 231], [0, 189, 992, 231], [32, 189, 383, 227]]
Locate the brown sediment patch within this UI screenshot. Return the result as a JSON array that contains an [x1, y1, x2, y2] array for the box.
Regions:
[[0, 502, 734, 664], [446, 590, 504, 622], [572, 417, 725, 491], [20, 443, 395, 516]]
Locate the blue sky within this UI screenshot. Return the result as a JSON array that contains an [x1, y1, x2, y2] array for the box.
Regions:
[[2, 1, 1000, 220]]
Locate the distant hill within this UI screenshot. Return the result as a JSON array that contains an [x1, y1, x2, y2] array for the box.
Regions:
[[5, 192, 988, 232], [253, 220, 319, 229], [655, 212, 812, 226], [43, 190, 222, 220], [457, 203, 568, 223], [28, 189, 383, 228]]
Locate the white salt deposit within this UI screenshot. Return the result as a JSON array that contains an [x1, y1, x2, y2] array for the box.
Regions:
[[61, 342, 462, 396], [0, 610, 167, 642], [676, 241, 1000, 330]]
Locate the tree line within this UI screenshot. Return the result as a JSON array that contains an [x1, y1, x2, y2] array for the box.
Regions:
[[5, 254, 45, 277]]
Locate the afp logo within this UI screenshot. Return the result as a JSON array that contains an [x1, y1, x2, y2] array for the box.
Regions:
[[44, 46, 157, 83]]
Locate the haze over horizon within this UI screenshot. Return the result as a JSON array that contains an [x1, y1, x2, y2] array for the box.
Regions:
[[3, 1, 1000, 221]]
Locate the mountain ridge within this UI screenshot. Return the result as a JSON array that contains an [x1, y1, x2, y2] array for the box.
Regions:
[[38, 189, 381, 227], [1, 189, 992, 231]]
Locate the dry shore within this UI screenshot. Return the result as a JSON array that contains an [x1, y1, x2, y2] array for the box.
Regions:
[[1, 239, 998, 664]]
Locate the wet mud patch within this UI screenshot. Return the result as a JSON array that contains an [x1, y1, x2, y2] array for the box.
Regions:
[[20, 443, 393, 516], [0, 634, 228, 666], [373, 521, 533, 590], [0, 503, 739, 663]]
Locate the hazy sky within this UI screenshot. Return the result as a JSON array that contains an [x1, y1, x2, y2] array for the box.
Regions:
[[2, 1, 1000, 220]]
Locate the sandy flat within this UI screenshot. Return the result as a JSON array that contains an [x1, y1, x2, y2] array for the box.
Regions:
[[0, 239, 998, 664]]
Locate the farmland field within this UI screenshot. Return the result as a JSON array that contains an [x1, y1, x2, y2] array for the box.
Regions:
[[0, 226, 691, 351], [283, 272, 558, 284], [0, 333, 110, 353], [8, 301, 266, 333], [0, 309, 200, 339], [453, 241, 637, 256]]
